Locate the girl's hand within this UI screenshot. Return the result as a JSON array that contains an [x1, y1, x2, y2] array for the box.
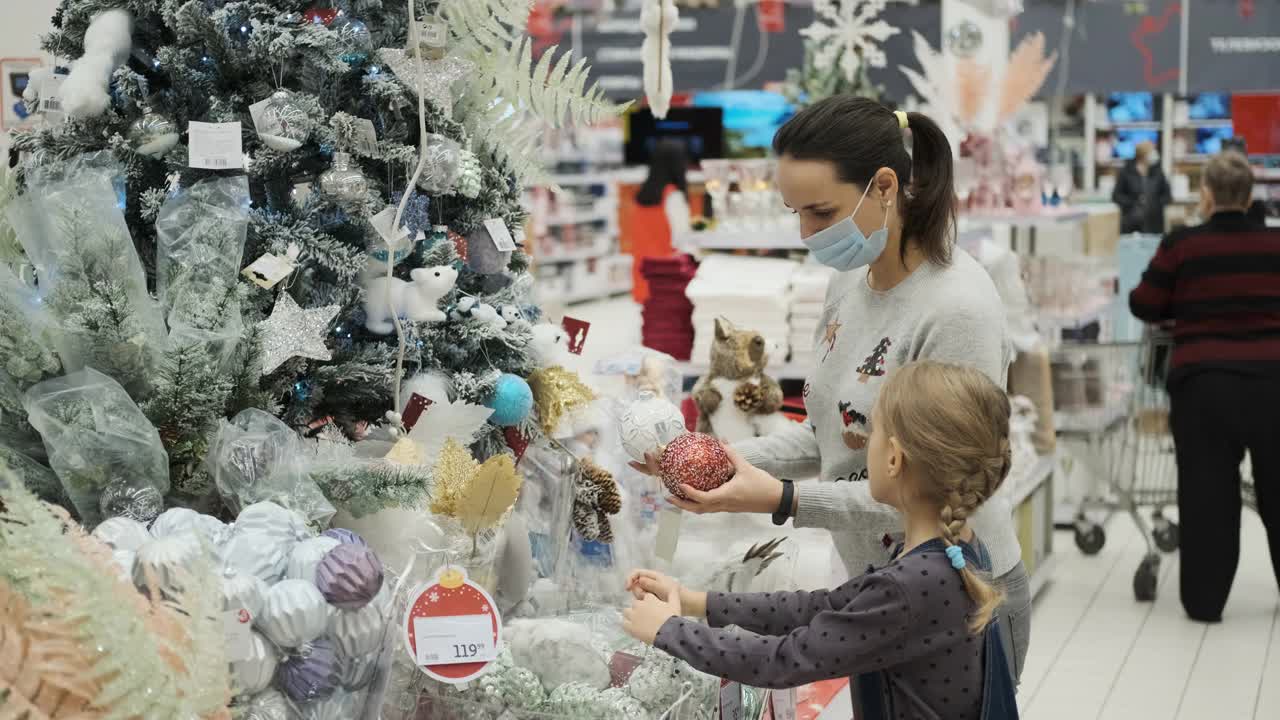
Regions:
[[666, 444, 785, 516], [625, 570, 709, 617], [628, 450, 662, 477], [623, 591, 682, 645]]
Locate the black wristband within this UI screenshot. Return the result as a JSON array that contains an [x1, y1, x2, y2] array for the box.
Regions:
[[772, 479, 795, 526]]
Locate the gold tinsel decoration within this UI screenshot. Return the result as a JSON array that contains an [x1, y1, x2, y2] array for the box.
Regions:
[[526, 366, 597, 436], [429, 438, 478, 516]]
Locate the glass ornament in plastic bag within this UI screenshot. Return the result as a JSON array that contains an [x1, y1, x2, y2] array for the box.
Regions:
[[22, 368, 169, 528], [333, 14, 373, 62], [166, 280, 244, 369], [320, 152, 370, 203], [205, 408, 336, 525], [416, 134, 462, 195], [259, 90, 312, 152], [128, 105, 180, 157]]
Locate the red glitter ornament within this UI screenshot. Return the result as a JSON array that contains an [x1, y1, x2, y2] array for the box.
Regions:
[[659, 432, 735, 500]]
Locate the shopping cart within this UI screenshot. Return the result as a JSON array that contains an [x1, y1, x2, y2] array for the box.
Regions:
[[1053, 329, 1180, 601]]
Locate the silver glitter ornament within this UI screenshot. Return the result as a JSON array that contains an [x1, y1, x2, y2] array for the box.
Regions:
[[377, 49, 474, 119], [129, 105, 180, 157], [455, 149, 483, 199], [100, 481, 164, 524], [947, 20, 984, 58], [319, 152, 370, 203], [259, 90, 312, 152], [257, 294, 340, 376]]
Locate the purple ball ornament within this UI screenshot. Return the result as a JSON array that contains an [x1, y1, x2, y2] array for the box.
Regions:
[[321, 527, 367, 547], [315, 543, 384, 610], [279, 638, 340, 703]]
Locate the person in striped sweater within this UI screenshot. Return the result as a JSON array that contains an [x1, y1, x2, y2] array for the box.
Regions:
[[1130, 150, 1280, 622]]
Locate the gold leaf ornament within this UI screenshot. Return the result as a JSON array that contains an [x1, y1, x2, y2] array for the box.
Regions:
[[429, 439, 478, 517], [527, 366, 596, 436], [456, 453, 524, 535]]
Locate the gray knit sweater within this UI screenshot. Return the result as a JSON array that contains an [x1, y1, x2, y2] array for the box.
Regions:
[[735, 251, 1022, 578]]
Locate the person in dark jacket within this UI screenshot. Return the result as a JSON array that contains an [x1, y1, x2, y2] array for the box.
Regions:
[[1113, 140, 1172, 234], [1130, 150, 1280, 622]]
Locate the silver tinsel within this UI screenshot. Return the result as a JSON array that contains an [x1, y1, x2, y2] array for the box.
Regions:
[[257, 294, 340, 375], [99, 481, 165, 524], [377, 50, 474, 119]]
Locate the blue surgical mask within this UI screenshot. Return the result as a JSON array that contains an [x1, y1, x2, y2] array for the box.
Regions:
[[802, 180, 889, 271]]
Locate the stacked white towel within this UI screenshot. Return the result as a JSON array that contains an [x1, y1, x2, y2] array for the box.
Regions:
[[787, 264, 836, 368], [685, 254, 799, 366]]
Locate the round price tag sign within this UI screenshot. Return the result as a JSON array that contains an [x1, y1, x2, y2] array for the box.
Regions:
[[402, 566, 502, 684]]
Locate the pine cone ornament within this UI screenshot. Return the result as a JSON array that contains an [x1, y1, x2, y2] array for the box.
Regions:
[[572, 502, 602, 541], [734, 382, 764, 413], [571, 458, 621, 542], [582, 459, 621, 515]]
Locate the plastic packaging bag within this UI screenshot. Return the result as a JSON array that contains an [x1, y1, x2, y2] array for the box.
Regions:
[[22, 368, 169, 527], [0, 264, 65, 388], [594, 347, 682, 404], [166, 280, 243, 369], [155, 175, 251, 303], [0, 443, 62, 504], [205, 409, 336, 526], [9, 154, 165, 395]]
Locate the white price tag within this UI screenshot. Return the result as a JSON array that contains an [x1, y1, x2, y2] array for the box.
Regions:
[[189, 121, 244, 169], [370, 206, 413, 247], [223, 609, 254, 661], [421, 20, 448, 47], [483, 218, 518, 252], [248, 96, 277, 137], [720, 681, 743, 720], [413, 614, 498, 666], [353, 119, 379, 156], [655, 505, 682, 563], [39, 73, 66, 116], [242, 253, 296, 289]]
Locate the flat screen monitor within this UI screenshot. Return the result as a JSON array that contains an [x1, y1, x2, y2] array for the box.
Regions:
[[1188, 93, 1231, 120], [1196, 126, 1235, 156], [1113, 129, 1160, 159], [625, 107, 725, 166], [1107, 92, 1155, 123]]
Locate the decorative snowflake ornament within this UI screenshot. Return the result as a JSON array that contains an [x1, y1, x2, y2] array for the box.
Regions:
[[801, 0, 918, 83]]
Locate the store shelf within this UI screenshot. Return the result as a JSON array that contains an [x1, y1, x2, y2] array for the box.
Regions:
[[960, 209, 1090, 227], [564, 284, 631, 304], [677, 225, 805, 250], [1175, 119, 1232, 129], [1011, 455, 1055, 508], [1096, 121, 1162, 131], [676, 361, 810, 381], [543, 207, 614, 227], [535, 248, 616, 264]]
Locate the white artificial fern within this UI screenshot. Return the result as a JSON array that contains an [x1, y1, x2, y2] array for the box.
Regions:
[[438, 0, 629, 182]]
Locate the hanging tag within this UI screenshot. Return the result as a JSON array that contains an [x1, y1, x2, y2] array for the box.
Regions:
[[720, 680, 744, 720], [242, 252, 296, 289], [483, 218, 518, 252], [655, 505, 682, 562], [189, 121, 244, 169], [371, 205, 413, 248], [562, 316, 591, 355], [401, 393, 433, 432], [353, 118, 379, 156], [38, 72, 67, 117], [223, 608, 255, 661]]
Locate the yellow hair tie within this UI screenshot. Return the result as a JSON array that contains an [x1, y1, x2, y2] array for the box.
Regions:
[[895, 110, 908, 129]]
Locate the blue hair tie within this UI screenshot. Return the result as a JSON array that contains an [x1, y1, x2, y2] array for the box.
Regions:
[[945, 545, 966, 570]]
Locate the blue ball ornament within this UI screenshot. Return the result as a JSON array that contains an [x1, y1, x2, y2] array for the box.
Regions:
[[486, 373, 533, 427]]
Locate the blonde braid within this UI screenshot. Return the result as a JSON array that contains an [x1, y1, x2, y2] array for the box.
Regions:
[[877, 361, 1014, 635]]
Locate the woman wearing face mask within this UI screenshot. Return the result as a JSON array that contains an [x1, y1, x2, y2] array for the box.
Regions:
[[634, 96, 1029, 682]]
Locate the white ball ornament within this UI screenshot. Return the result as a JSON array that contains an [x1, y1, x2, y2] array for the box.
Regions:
[[149, 507, 202, 538], [287, 536, 342, 582], [235, 501, 310, 544], [618, 393, 687, 462], [258, 579, 330, 649], [230, 630, 280, 698], [328, 601, 386, 658], [222, 531, 289, 584], [222, 572, 269, 619]]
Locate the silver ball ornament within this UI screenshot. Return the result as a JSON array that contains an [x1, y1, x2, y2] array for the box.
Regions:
[[231, 631, 280, 698], [129, 106, 180, 157], [328, 601, 385, 658], [946, 20, 984, 58], [223, 531, 289, 584], [222, 572, 269, 618], [319, 152, 370, 203], [92, 516, 153, 552], [618, 394, 686, 462], [259, 579, 330, 648], [132, 533, 203, 598], [245, 689, 296, 720]]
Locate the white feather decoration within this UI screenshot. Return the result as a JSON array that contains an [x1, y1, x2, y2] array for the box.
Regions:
[[406, 396, 493, 463], [900, 30, 964, 158], [62, 9, 133, 119], [641, 0, 678, 119]]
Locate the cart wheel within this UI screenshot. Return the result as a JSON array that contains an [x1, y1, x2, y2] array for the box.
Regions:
[[1153, 521, 1180, 553], [1075, 524, 1106, 555], [1133, 554, 1160, 602]]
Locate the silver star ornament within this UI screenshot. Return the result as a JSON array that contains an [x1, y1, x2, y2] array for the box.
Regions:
[[377, 49, 474, 119], [258, 293, 341, 375]]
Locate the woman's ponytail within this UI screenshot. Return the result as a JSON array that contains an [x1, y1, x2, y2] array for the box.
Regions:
[[901, 112, 956, 267]]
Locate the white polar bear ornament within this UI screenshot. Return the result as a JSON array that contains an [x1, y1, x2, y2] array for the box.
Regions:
[[470, 302, 507, 330], [529, 323, 572, 367], [363, 265, 458, 334]]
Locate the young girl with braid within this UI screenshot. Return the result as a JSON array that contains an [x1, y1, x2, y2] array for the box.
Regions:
[[622, 362, 1019, 719]]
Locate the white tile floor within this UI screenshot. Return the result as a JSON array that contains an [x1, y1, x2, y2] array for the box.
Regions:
[[562, 296, 1280, 720]]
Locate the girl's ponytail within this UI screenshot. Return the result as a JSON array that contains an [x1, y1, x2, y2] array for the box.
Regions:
[[901, 112, 957, 267]]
